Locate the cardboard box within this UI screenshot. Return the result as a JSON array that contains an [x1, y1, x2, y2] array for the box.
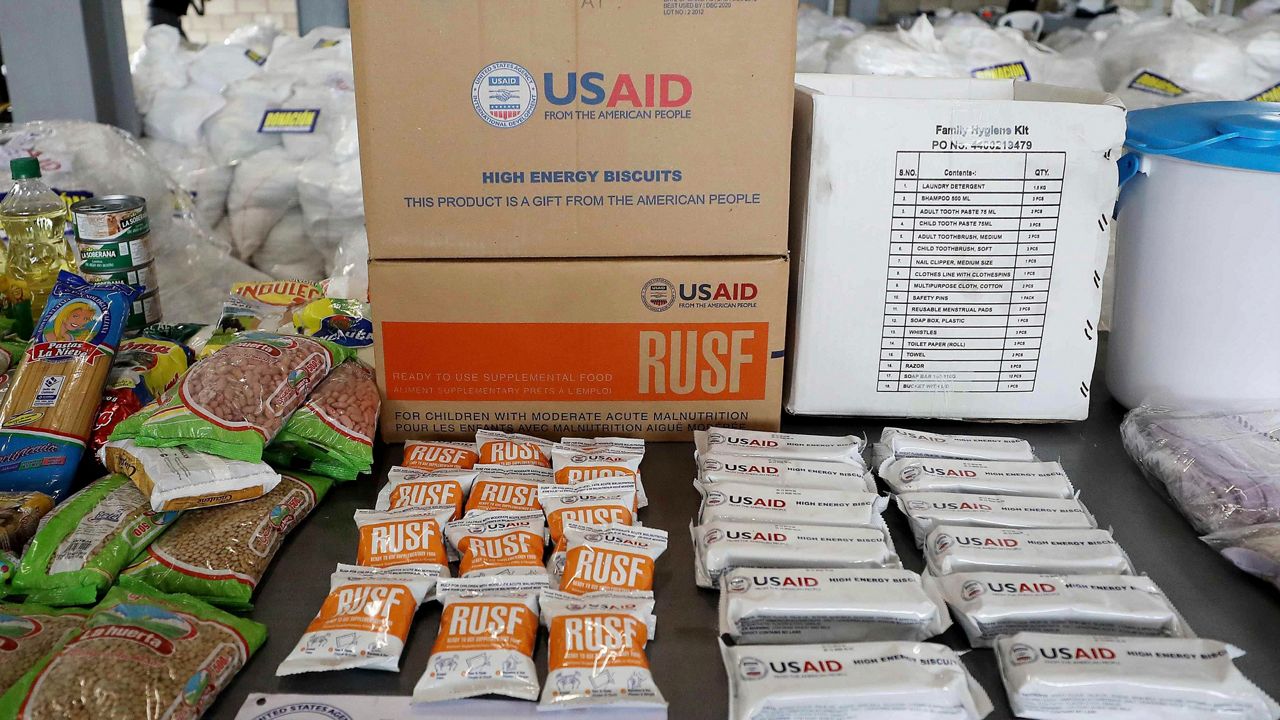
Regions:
[[787, 76, 1125, 421], [350, 0, 796, 259], [372, 256, 788, 441]]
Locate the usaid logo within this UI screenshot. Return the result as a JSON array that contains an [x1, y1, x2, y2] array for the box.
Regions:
[[1010, 643, 1038, 665], [703, 528, 723, 545], [738, 656, 768, 680], [641, 278, 675, 312], [725, 575, 750, 593], [907, 499, 929, 512], [473, 61, 538, 128], [933, 533, 954, 553], [706, 491, 726, 507], [900, 465, 921, 484], [961, 580, 985, 601]]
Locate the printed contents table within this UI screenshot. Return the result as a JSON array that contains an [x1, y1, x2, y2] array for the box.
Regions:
[[881, 151, 1065, 393]]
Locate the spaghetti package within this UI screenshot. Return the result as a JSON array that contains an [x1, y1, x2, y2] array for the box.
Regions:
[[551, 444, 648, 508], [0, 602, 89, 696], [355, 506, 454, 571], [559, 522, 667, 595], [277, 564, 439, 676], [403, 440, 479, 472], [412, 576, 550, 703], [264, 359, 378, 481], [123, 471, 332, 610], [539, 479, 638, 550], [540, 589, 664, 710], [465, 467, 552, 515], [476, 429, 553, 468], [103, 438, 282, 511], [132, 331, 350, 462], [89, 336, 191, 456], [0, 272, 140, 498], [10, 474, 179, 606], [377, 467, 479, 519], [445, 512, 548, 577]]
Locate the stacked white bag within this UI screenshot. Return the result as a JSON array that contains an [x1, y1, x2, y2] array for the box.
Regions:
[[796, 5, 867, 72], [131, 24, 365, 285]]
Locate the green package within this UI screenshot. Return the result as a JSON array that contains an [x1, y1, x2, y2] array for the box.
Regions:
[[10, 475, 179, 606], [0, 550, 16, 598], [133, 332, 351, 462], [123, 471, 333, 610], [264, 360, 378, 482], [0, 601, 88, 696], [0, 578, 266, 720]]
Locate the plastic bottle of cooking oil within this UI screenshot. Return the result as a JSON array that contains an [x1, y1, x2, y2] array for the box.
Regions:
[[0, 157, 75, 323]]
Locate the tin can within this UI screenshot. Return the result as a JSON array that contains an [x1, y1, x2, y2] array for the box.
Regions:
[[81, 262, 159, 295], [72, 196, 154, 274], [125, 291, 163, 333]]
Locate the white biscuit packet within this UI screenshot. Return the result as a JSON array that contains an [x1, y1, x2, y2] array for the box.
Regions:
[[927, 572, 1190, 648], [550, 443, 648, 508], [926, 527, 1135, 577], [996, 633, 1280, 720], [444, 511, 548, 578], [377, 467, 479, 519], [722, 640, 993, 720], [698, 453, 875, 493], [692, 520, 901, 589], [898, 493, 1097, 547], [719, 567, 950, 644], [540, 589, 665, 711], [696, 480, 887, 528], [411, 576, 549, 703], [696, 428, 864, 463], [880, 457, 1075, 498], [879, 427, 1037, 463], [277, 564, 441, 676], [103, 438, 281, 512]]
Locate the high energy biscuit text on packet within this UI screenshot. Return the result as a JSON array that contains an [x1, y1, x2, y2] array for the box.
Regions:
[[696, 480, 887, 529], [925, 526, 1135, 577], [718, 567, 950, 645], [540, 590, 665, 710], [377, 467, 478, 519], [696, 428, 864, 463], [445, 511, 549, 578], [558, 522, 668, 595], [692, 520, 901, 589], [880, 457, 1076, 498], [879, 427, 1037, 463], [897, 493, 1097, 547], [698, 452, 876, 493]]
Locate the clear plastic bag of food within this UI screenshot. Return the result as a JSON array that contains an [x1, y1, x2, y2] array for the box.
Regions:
[[1203, 523, 1280, 592], [264, 359, 378, 481], [0, 601, 88, 696]]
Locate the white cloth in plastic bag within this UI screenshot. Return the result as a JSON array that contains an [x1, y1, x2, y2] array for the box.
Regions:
[[130, 25, 195, 116], [1232, 15, 1280, 77], [227, 146, 301, 260], [144, 86, 226, 147], [140, 137, 233, 229], [186, 42, 264, 94], [829, 18, 969, 77], [327, 227, 369, 302], [796, 6, 866, 73], [226, 23, 283, 58], [264, 27, 354, 82], [251, 208, 325, 281], [280, 76, 357, 161], [298, 154, 363, 259], [202, 75, 294, 166]]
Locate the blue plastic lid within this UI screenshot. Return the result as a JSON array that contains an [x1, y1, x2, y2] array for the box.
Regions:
[[1125, 101, 1280, 173]]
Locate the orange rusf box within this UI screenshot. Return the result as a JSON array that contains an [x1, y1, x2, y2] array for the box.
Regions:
[[350, 0, 797, 259], [370, 256, 788, 441]]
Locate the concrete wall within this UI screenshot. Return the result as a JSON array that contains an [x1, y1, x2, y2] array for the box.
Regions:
[[122, 0, 298, 52]]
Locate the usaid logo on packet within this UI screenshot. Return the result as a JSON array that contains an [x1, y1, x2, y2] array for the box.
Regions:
[[473, 62, 539, 128], [641, 278, 760, 312]]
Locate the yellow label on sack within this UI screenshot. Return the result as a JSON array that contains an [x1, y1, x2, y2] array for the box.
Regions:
[[258, 109, 321, 134], [1249, 83, 1280, 102], [971, 61, 1030, 81], [230, 281, 324, 307], [1128, 71, 1187, 98]]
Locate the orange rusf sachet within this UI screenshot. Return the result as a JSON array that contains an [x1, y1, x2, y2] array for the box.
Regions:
[[540, 589, 665, 710], [465, 467, 552, 515], [377, 467, 479, 520], [444, 511, 548, 578], [538, 479, 638, 550], [412, 576, 550, 703], [550, 444, 648, 508], [403, 440, 479, 472], [277, 564, 440, 675], [558, 522, 668, 596], [475, 429, 553, 468], [355, 506, 453, 570]]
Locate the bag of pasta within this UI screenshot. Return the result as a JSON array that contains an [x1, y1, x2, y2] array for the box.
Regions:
[[264, 359, 378, 481], [0, 272, 139, 498], [132, 331, 351, 462]]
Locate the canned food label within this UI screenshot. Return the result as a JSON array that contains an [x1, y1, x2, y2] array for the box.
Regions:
[[74, 205, 149, 243], [77, 239, 154, 273], [126, 294, 162, 331], [83, 263, 158, 293]]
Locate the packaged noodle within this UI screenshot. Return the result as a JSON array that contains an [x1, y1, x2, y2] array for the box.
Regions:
[[719, 567, 950, 645], [123, 471, 332, 610], [465, 467, 552, 515], [445, 511, 548, 577], [133, 331, 350, 462], [412, 576, 549, 703], [476, 429, 553, 468], [877, 427, 1036, 465], [551, 444, 647, 508], [89, 336, 191, 456], [540, 589, 664, 711], [881, 457, 1076, 498], [696, 428, 864, 463], [355, 506, 453, 571], [377, 467, 479, 520], [0, 602, 88, 696], [927, 572, 1189, 648], [996, 633, 1279, 720], [693, 520, 900, 589], [925, 527, 1135, 577], [264, 359, 378, 481], [277, 564, 440, 675], [11, 474, 179, 606], [898, 493, 1096, 548], [696, 480, 886, 529], [102, 438, 282, 511], [403, 440, 479, 472], [0, 272, 139, 498], [0, 579, 267, 719], [539, 479, 637, 550], [202, 280, 324, 357], [722, 640, 993, 720], [559, 522, 667, 595], [698, 453, 876, 493], [0, 491, 54, 552]]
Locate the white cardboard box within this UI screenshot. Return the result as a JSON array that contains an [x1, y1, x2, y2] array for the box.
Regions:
[[787, 75, 1125, 421]]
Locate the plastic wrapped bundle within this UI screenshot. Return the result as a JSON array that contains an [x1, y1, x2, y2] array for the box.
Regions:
[[186, 42, 265, 94], [1121, 405, 1280, 535], [226, 23, 283, 57], [829, 18, 968, 77], [280, 77, 357, 161], [251, 208, 325, 281], [1204, 524, 1280, 591], [141, 137, 233, 229], [202, 75, 293, 166], [1231, 15, 1280, 78], [264, 26, 353, 82], [298, 153, 363, 259], [796, 6, 866, 73], [327, 227, 369, 301], [130, 25, 195, 116], [227, 146, 302, 260]]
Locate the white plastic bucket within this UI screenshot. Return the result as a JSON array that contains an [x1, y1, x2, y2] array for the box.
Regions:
[[1109, 153, 1280, 408]]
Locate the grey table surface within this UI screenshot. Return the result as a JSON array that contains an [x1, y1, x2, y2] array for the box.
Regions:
[[208, 351, 1280, 719]]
